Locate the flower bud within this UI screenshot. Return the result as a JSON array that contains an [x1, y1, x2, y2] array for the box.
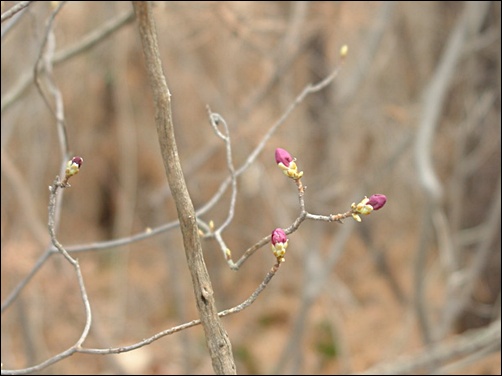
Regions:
[[275, 148, 293, 167], [271, 228, 287, 245], [271, 228, 288, 263], [367, 194, 387, 210], [275, 147, 303, 180], [350, 194, 387, 222], [60, 156, 83, 187], [65, 156, 83, 178]]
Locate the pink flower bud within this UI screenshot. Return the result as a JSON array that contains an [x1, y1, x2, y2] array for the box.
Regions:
[[275, 148, 293, 167], [61, 156, 83, 187], [367, 194, 386, 210], [275, 148, 303, 180], [271, 228, 288, 263], [65, 156, 83, 177], [271, 228, 288, 245], [71, 156, 83, 168]]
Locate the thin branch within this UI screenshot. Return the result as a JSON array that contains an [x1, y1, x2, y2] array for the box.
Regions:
[[55, 51, 346, 256], [78, 262, 281, 355], [355, 319, 501, 375], [0, 1, 33, 23], [2, 9, 135, 114], [272, 206, 358, 374], [0, 250, 52, 313], [414, 1, 490, 202], [0, 179, 94, 376], [1, 1, 29, 39], [53, 10, 135, 63], [439, 175, 502, 338], [2, 39, 348, 330], [220, 173, 373, 270], [413, 0, 492, 348], [47, 179, 92, 342], [2, 131, 282, 376], [206, 108, 238, 234], [1, 259, 281, 375], [0, 149, 50, 246], [33, 1, 69, 159]]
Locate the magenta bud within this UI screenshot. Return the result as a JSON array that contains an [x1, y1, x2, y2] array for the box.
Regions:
[[271, 228, 288, 245], [367, 194, 387, 210], [275, 148, 293, 167], [62, 156, 84, 186], [71, 156, 83, 168]]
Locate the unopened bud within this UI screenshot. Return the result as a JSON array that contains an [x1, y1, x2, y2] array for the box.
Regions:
[[61, 156, 83, 187], [367, 194, 387, 210], [271, 228, 288, 263], [350, 194, 387, 222], [65, 156, 83, 178], [275, 148, 303, 180]]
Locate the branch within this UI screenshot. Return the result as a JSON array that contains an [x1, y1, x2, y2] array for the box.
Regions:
[[0, 1, 33, 23], [2, 9, 135, 114], [0, 260, 280, 376], [355, 319, 501, 375], [77, 262, 281, 355], [1, 174, 93, 376], [131, 2, 236, 374], [413, 0, 492, 347]]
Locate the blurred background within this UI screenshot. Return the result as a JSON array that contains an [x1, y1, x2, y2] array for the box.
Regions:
[[1, 1, 500, 374]]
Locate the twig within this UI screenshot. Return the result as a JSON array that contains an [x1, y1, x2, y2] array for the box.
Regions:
[[78, 262, 282, 355], [0, 1, 33, 23], [439, 175, 502, 338], [1, 171, 282, 374], [2, 61, 353, 326], [53, 10, 135, 63], [1, 179, 94, 376], [45, 50, 346, 258], [413, 1, 492, 350], [355, 319, 501, 375], [1, 259, 280, 375], [33, 1, 69, 160], [1, 1, 30, 39], [2, 9, 135, 114], [0, 150, 50, 246], [206, 108, 238, 235]]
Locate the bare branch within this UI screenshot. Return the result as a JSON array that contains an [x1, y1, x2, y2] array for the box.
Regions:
[[1, 9, 135, 114], [1, 179, 94, 376], [77, 262, 281, 355], [356, 319, 501, 375], [0, 1, 33, 23], [132, 2, 236, 374]]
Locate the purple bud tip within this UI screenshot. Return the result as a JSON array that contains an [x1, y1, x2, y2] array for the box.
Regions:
[[271, 228, 288, 245], [71, 156, 83, 168], [275, 148, 293, 167], [367, 194, 387, 210]]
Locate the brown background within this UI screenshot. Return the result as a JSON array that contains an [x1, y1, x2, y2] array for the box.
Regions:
[[1, 1, 500, 374]]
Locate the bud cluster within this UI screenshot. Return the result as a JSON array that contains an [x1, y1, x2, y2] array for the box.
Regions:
[[271, 147, 387, 261]]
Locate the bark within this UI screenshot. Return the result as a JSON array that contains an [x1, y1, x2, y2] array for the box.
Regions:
[[132, 2, 236, 374]]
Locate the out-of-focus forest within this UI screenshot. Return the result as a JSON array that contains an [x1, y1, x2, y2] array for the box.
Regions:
[[1, 1, 500, 375]]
